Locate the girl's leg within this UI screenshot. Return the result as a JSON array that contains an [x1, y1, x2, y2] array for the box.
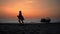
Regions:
[[19, 19, 21, 23], [21, 20, 24, 24]]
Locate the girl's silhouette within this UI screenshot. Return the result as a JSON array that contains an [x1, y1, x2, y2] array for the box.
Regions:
[[17, 11, 24, 24]]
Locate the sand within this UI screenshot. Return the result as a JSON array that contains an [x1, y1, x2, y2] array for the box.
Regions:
[[0, 23, 60, 34]]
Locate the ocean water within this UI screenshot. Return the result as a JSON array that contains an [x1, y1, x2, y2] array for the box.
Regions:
[[0, 19, 60, 23]]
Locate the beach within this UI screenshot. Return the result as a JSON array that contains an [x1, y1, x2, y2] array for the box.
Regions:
[[0, 23, 60, 34]]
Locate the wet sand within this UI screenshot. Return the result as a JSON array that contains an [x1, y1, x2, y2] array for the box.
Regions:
[[0, 23, 60, 34]]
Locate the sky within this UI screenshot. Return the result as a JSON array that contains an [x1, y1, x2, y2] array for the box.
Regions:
[[0, 0, 60, 23]]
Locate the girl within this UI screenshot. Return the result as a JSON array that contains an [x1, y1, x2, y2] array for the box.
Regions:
[[17, 11, 24, 24]]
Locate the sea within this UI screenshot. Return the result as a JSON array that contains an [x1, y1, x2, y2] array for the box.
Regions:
[[0, 19, 60, 23]]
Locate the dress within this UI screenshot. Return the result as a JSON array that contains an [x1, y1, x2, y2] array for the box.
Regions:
[[17, 15, 24, 20], [17, 11, 24, 20]]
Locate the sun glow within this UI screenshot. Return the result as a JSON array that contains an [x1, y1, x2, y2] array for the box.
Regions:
[[0, 0, 59, 20]]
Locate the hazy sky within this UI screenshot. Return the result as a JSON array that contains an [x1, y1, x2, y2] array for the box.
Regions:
[[0, 0, 60, 22]]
